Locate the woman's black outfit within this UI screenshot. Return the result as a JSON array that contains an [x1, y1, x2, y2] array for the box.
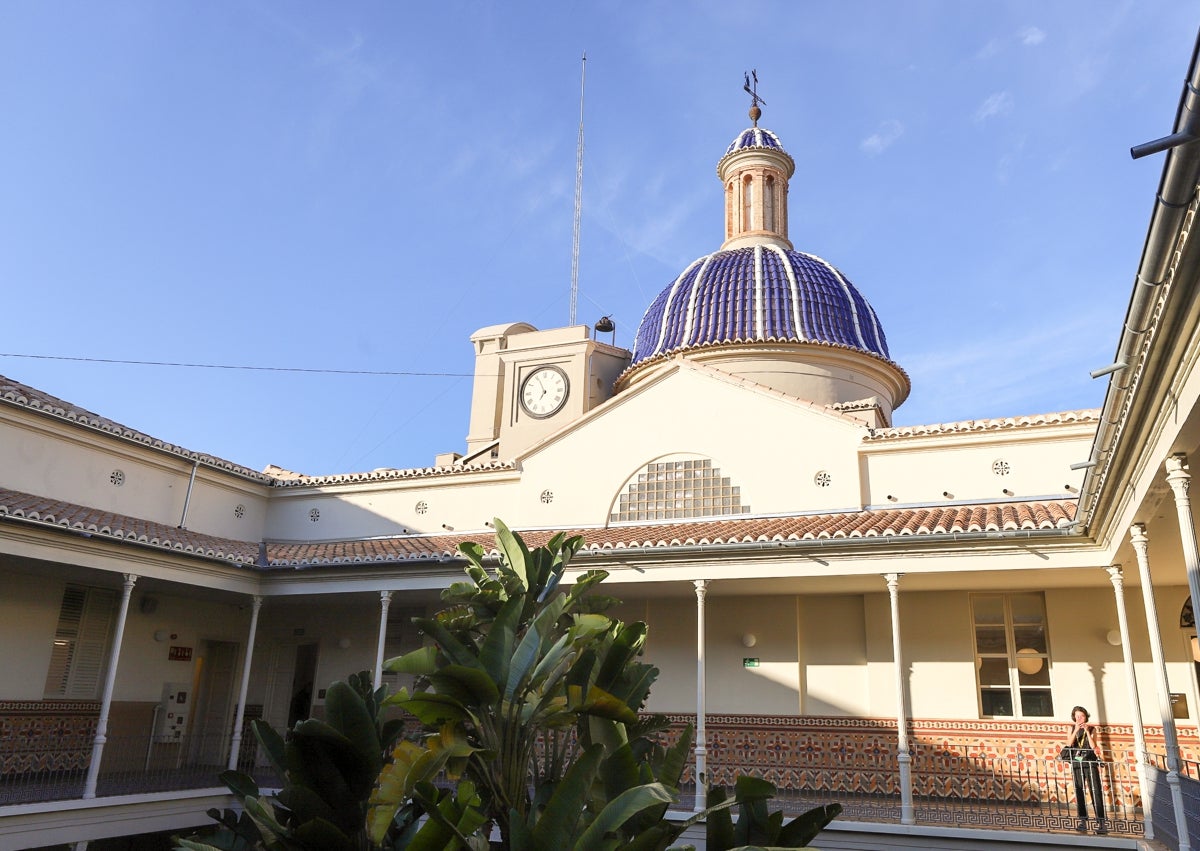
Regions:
[[1066, 728, 1106, 827]]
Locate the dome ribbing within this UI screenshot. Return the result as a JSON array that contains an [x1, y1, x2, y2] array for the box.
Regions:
[[630, 245, 891, 366]]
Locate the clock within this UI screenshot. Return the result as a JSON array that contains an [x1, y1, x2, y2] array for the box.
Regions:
[[520, 366, 569, 418]]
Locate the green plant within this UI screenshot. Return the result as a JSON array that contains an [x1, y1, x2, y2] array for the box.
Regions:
[[175, 671, 404, 851], [178, 520, 840, 850], [369, 519, 840, 850]]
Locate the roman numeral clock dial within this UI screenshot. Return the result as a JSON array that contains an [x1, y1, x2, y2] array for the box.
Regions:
[[520, 366, 569, 418]]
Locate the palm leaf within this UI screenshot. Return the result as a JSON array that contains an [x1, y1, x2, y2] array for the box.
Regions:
[[479, 593, 523, 685], [572, 782, 676, 851], [494, 518, 531, 588], [323, 680, 382, 776], [776, 803, 842, 847], [531, 744, 604, 850]]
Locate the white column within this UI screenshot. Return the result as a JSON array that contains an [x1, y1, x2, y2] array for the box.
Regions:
[[694, 579, 709, 812], [1106, 565, 1154, 840], [227, 595, 263, 770], [1166, 454, 1200, 635], [374, 590, 394, 687], [83, 573, 137, 799], [1130, 523, 1191, 851], [885, 573, 915, 824]]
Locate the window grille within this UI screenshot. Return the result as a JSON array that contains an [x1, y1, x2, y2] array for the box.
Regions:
[[610, 458, 749, 523]]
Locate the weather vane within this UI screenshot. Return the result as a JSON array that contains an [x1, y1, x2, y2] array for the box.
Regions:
[[743, 69, 765, 126]]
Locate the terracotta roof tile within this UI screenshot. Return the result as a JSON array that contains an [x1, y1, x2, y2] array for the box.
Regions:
[[866, 410, 1099, 441], [0, 375, 518, 486], [271, 460, 519, 488], [264, 501, 1079, 568], [0, 485, 1079, 572], [0, 486, 260, 565], [0, 375, 269, 482]]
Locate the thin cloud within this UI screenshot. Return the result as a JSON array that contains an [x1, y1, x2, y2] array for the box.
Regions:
[[1020, 26, 1046, 46], [976, 38, 1002, 60], [896, 309, 1110, 424], [975, 91, 1014, 123], [861, 120, 905, 156]]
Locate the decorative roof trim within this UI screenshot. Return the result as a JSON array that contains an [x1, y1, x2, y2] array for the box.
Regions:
[[0, 485, 1078, 574], [617, 336, 909, 389], [0, 487, 260, 567], [265, 500, 1079, 568], [0, 376, 271, 483], [753, 244, 765, 339], [716, 127, 796, 175], [270, 460, 519, 489], [865, 410, 1101, 441], [0, 375, 519, 488]]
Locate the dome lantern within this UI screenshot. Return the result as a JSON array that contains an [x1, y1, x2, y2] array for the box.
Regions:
[[617, 85, 909, 423]]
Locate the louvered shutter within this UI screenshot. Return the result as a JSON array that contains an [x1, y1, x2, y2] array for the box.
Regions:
[[43, 585, 117, 699]]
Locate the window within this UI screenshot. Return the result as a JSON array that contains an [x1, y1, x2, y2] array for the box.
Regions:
[[742, 175, 753, 232], [610, 457, 750, 522], [972, 593, 1053, 717], [764, 175, 776, 231], [44, 584, 117, 699]]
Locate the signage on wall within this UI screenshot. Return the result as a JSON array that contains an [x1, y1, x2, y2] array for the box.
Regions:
[[742, 658, 760, 668], [168, 646, 193, 662]]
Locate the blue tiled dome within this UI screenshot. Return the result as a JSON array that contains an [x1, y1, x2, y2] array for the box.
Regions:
[[630, 245, 892, 366], [724, 126, 786, 156]]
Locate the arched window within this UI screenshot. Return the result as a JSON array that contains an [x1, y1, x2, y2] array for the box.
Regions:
[[610, 457, 750, 522], [726, 181, 735, 239], [764, 175, 776, 231], [742, 174, 753, 232]]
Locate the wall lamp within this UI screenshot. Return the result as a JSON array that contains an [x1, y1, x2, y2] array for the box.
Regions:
[[1089, 362, 1128, 380]]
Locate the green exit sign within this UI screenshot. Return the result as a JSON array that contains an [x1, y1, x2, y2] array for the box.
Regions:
[[743, 658, 760, 668]]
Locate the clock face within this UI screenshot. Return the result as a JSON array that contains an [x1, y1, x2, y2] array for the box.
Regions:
[[520, 366, 569, 418]]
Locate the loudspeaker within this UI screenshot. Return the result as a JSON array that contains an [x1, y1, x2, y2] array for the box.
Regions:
[[139, 596, 158, 615]]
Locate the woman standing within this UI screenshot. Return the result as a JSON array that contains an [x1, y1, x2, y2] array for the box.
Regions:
[[1063, 705, 1107, 834]]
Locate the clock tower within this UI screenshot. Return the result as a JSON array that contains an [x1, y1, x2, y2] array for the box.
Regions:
[[459, 322, 630, 463]]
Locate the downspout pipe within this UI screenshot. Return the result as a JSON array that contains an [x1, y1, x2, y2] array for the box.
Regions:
[[1078, 29, 1200, 530], [178, 460, 199, 530]]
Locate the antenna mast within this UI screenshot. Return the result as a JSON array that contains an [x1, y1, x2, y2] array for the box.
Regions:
[[569, 53, 586, 326]]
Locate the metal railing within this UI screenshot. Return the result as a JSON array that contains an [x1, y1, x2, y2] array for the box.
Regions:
[[0, 731, 1146, 840], [1147, 750, 1200, 781], [0, 731, 278, 805], [705, 752, 1143, 837]]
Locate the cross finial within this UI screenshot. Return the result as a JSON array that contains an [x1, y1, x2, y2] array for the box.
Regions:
[[743, 69, 766, 126]]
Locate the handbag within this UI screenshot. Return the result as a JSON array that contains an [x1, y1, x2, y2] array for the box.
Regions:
[[1058, 746, 1072, 760]]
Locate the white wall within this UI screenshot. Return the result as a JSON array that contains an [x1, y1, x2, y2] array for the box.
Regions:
[[112, 589, 253, 702], [0, 570, 65, 700]]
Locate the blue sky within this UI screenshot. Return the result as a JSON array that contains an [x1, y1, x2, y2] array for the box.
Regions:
[[1, 2, 1195, 475]]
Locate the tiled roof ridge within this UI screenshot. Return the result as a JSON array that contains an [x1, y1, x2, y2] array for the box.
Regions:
[[617, 338, 910, 392], [867, 409, 1101, 440], [0, 485, 1078, 573], [0, 375, 516, 487], [264, 499, 1079, 568], [271, 459, 519, 488], [0, 375, 271, 483], [0, 486, 259, 566]]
